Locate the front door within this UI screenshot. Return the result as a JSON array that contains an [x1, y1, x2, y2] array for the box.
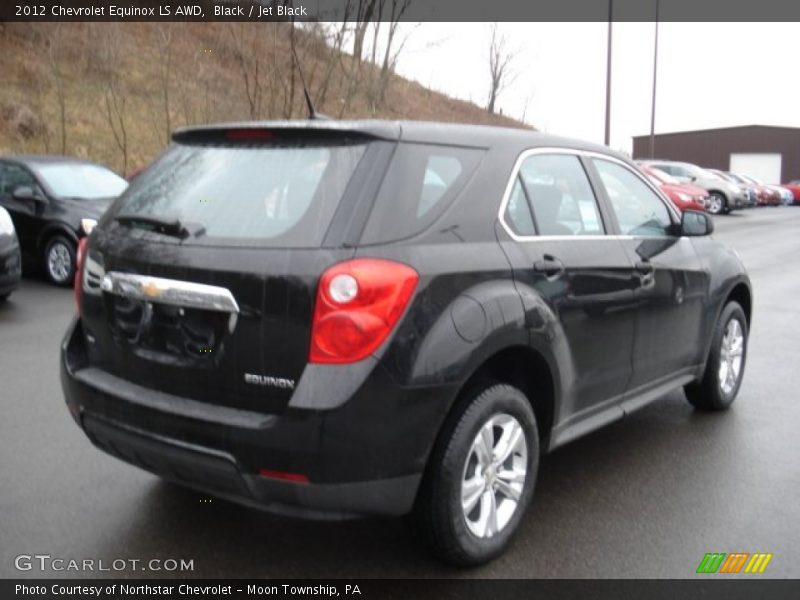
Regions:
[[588, 157, 709, 392]]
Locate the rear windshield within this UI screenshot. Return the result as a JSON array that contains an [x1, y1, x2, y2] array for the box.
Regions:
[[112, 141, 367, 246], [360, 143, 484, 244]]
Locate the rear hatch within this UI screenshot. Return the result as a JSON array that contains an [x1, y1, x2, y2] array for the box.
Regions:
[[78, 126, 393, 415]]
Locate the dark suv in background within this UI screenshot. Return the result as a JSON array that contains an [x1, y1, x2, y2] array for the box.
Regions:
[[0, 156, 128, 285], [61, 121, 752, 566]]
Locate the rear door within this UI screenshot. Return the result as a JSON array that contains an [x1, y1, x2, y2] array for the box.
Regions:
[[498, 150, 639, 423], [588, 157, 708, 391], [79, 130, 391, 416]]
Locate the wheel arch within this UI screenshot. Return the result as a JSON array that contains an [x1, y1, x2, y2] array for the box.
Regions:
[[726, 281, 752, 327], [696, 277, 753, 380], [37, 223, 79, 253], [455, 345, 557, 452]]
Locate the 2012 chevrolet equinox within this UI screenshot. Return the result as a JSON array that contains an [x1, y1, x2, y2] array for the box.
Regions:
[[61, 121, 751, 566]]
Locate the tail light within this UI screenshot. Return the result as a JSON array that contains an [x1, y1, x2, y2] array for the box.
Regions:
[[309, 258, 419, 364], [258, 469, 309, 484], [74, 237, 88, 313]]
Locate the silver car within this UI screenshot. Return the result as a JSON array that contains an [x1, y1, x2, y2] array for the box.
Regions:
[[640, 160, 748, 215]]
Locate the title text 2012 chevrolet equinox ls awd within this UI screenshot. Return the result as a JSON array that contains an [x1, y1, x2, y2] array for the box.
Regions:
[[61, 121, 751, 566]]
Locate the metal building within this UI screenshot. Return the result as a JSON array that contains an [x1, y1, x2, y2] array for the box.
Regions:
[[632, 125, 800, 184]]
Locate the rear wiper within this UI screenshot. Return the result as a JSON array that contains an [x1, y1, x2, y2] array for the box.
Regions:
[[114, 214, 205, 239]]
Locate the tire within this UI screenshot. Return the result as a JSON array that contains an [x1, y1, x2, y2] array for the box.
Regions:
[[684, 301, 748, 411], [706, 192, 727, 215], [43, 236, 76, 286], [413, 382, 539, 567]]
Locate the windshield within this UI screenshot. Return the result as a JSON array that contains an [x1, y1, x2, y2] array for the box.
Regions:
[[113, 141, 367, 246], [37, 163, 128, 199]]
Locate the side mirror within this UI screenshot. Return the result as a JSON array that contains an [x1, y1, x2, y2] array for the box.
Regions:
[[12, 185, 44, 203], [680, 209, 713, 236]]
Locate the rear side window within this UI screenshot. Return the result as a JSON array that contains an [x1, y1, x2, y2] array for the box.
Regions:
[[360, 143, 484, 244], [114, 142, 367, 246], [516, 153, 605, 236]]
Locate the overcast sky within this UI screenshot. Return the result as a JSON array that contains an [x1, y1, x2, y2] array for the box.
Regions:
[[389, 22, 800, 153]]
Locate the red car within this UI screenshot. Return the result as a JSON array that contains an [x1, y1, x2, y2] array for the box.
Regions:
[[781, 180, 800, 204], [638, 165, 707, 212], [738, 174, 781, 206]]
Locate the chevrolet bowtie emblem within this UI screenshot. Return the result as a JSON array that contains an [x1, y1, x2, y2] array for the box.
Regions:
[[141, 281, 164, 298]]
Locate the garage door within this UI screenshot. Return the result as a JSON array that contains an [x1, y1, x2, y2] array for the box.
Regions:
[[729, 153, 782, 184]]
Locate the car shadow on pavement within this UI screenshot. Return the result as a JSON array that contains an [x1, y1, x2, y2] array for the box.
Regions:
[[77, 390, 749, 578]]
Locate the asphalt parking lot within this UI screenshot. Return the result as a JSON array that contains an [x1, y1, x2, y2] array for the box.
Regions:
[[1, 207, 799, 579]]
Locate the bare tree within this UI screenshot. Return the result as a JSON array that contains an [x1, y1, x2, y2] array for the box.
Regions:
[[228, 23, 264, 119], [287, 23, 298, 118], [377, 0, 413, 104], [19, 30, 52, 152], [46, 24, 68, 154], [520, 86, 535, 125], [314, 19, 353, 108], [339, 0, 387, 118], [95, 24, 130, 173], [351, 0, 378, 64], [104, 79, 129, 175], [486, 24, 518, 115], [155, 25, 174, 144]]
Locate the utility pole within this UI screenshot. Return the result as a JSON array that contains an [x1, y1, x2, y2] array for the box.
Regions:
[[604, 0, 613, 146], [649, 0, 660, 158]]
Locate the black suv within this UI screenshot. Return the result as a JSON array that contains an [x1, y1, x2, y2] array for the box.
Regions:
[[61, 121, 751, 566], [0, 156, 128, 285]]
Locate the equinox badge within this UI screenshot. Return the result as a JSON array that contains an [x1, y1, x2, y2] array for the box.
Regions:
[[244, 373, 296, 390]]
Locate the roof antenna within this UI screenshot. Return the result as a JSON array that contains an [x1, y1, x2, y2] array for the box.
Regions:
[[290, 27, 329, 121]]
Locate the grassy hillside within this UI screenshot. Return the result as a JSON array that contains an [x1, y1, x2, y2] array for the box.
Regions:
[[0, 22, 529, 175]]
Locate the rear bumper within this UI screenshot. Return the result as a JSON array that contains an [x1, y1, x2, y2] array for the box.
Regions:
[[80, 413, 419, 519], [61, 318, 453, 519]]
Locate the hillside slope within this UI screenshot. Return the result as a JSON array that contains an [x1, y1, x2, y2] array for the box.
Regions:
[[0, 22, 529, 174]]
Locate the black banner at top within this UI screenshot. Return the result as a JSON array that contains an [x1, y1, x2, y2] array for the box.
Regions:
[[1, 0, 800, 23]]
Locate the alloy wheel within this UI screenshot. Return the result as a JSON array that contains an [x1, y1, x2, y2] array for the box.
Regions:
[[461, 413, 528, 539], [47, 242, 72, 283], [718, 318, 744, 395], [708, 194, 724, 215]]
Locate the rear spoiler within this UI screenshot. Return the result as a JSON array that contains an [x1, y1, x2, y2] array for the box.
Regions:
[[172, 122, 401, 145]]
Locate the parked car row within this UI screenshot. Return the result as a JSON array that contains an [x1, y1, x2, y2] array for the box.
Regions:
[[636, 158, 799, 215], [638, 164, 709, 213], [0, 156, 128, 289], [637, 160, 748, 215], [709, 170, 794, 207]]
